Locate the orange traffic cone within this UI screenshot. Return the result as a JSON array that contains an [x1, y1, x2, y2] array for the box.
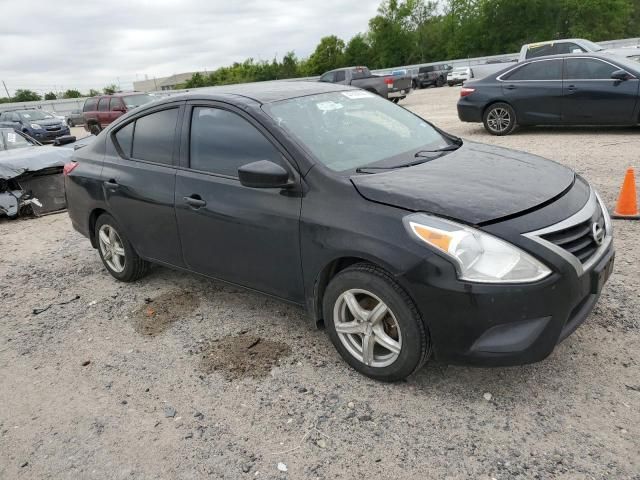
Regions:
[[612, 167, 639, 220]]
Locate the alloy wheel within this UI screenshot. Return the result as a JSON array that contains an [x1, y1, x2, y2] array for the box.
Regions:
[[487, 107, 512, 133], [333, 289, 402, 368], [98, 224, 126, 273]]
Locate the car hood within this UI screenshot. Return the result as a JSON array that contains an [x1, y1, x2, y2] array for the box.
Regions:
[[0, 146, 72, 180], [32, 118, 62, 127], [350, 141, 575, 225]]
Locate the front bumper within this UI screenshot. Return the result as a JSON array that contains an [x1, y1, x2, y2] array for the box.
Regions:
[[31, 127, 71, 142], [399, 187, 615, 367]]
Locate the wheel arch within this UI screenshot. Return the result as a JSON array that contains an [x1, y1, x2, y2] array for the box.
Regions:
[[482, 99, 516, 121], [88, 207, 108, 248]]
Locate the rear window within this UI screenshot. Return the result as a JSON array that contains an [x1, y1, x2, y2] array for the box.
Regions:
[[131, 108, 178, 165], [502, 60, 562, 81], [83, 98, 98, 112], [351, 68, 370, 80], [419, 66, 434, 73]]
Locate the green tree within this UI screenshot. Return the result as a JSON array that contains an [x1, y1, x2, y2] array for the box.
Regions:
[[103, 84, 118, 95], [344, 34, 374, 66], [63, 89, 82, 99], [279, 51, 300, 78], [306, 35, 346, 74], [13, 89, 41, 102], [184, 72, 207, 88], [88, 89, 100, 97], [44, 92, 57, 100]]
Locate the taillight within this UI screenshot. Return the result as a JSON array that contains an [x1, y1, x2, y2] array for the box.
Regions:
[[63, 162, 79, 176], [384, 76, 394, 85], [460, 87, 476, 97]]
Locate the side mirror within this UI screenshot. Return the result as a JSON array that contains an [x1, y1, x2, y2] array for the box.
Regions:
[[238, 160, 291, 188], [611, 69, 632, 81], [53, 135, 77, 146]]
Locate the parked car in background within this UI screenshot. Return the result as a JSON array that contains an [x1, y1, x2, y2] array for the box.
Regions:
[[319, 66, 412, 102], [519, 39, 607, 61], [66, 109, 84, 127], [82, 92, 154, 134], [416, 64, 452, 88], [46, 111, 67, 124], [458, 53, 640, 135], [65, 81, 613, 381], [0, 109, 71, 142], [447, 67, 473, 86]]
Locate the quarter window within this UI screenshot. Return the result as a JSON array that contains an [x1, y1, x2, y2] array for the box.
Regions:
[[98, 98, 109, 112], [189, 106, 283, 177], [319, 72, 335, 83], [334, 70, 346, 82], [503, 60, 562, 81], [114, 122, 134, 157], [564, 58, 618, 80], [131, 108, 178, 165]]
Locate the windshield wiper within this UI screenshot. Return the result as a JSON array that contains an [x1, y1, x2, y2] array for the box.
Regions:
[[355, 142, 463, 174], [414, 143, 461, 157]]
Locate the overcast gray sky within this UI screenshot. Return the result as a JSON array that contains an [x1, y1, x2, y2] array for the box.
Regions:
[[0, 0, 381, 96]]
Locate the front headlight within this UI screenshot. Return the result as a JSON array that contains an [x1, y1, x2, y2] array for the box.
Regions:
[[30, 123, 43, 130], [403, 213, 551, 283]]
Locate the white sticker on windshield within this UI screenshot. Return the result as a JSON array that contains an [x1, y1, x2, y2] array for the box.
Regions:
[[341, 90, 374, 99], [7, 132, 16, 143], [23, 113, 31, 118], [316, 101, 344, 112]]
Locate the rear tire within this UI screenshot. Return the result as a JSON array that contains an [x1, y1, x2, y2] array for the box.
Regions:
[[88, 123, 101, 135], [436, 76, 444, 87], [392, 98, 399, 104], [483, 102, 517, 136], [95, 213, 149, 282], [323, 262, 431, 382]]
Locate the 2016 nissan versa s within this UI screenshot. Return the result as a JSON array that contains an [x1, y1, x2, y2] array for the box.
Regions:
[[65, 82, 614, 381]]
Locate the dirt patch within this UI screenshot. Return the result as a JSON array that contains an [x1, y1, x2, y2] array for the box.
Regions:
[[200, 334, 291, 379], [132, 290, 199, 336]]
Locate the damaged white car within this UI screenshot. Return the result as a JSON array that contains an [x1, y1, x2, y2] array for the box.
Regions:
[[0, 128, 92, 218]]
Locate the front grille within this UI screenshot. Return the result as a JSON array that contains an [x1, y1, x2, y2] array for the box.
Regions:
[[46, 126, 61, 131], [540, 204, 604, 264]]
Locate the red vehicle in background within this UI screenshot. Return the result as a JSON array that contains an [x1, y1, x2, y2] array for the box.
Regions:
[[82, 93, 154, 134]]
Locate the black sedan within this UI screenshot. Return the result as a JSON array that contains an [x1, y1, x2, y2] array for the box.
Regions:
[[65, 82, 613, 381], [458, 53, 640, 135]]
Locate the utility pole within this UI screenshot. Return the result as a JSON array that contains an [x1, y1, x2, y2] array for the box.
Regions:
[[2, 80, 10, 98]]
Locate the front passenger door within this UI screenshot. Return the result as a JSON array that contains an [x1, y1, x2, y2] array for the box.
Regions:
[[175, 103, 304, 302]]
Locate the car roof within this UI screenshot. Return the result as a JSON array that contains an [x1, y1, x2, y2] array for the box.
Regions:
[[520, 52, 635, 63], [524, 38, 586, 47], [155, 80, 355, 105]]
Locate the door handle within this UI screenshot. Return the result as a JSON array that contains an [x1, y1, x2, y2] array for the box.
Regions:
[[103, 179, 119, 190], [505, 84, 517, 90], [183, 195, 206, 208], [567, 84, 578, 94]]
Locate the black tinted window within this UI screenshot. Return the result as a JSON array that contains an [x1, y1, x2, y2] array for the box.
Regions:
[[334, 70, 346, 82], [131, 108, 178, 165], [190, 107, 282, 177], [504, 60, 562, 81], [110, 98, 125, 111], [320, 72, 335, 82], [84, 98, 98, 112], [114, 122, 134, 157], [565, 58, 618, 79], [526, 43, 557, 58], [98, 98, 109, 112], [556, 42, 585, 54]]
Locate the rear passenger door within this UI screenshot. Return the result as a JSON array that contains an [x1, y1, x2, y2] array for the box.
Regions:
[[562, 57, 639, 124], [174, 102, 303, 302], [109, 97, 126, 124], [102, 103, 185, 267], [500, 59, 563, 124], [97, 97, 110, 127]]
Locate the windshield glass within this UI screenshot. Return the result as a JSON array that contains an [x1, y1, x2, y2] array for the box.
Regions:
[[19, 110, 54, 121], [123, 94, 154, 108], [263, 91, 449, 172], [0, 129, 33, 151], [582, 40, 604, 51]]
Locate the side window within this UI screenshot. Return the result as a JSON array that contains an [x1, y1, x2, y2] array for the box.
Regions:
[[131, 108, 179, 165], [83, 98, 98, 112], [320, 72, 335, 83], [334, 70, 346, 82], [189, 106, 283, 177], [114, 122, 134, 157], [10, 113, 20, 122], [110, 98, 125, 111], [503, 60, 562, 81], [564, 58, 618, 80], [98, 98, 109, 112]]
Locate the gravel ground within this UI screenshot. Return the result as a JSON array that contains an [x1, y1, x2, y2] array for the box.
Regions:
[[1, 87, 639, 479]]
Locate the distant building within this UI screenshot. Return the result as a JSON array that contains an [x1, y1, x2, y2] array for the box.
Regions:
[[133, 72, 203, 92]]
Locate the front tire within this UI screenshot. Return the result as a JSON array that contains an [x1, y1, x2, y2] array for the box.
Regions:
[[88, 123, 101, 135], [67, 119, 74, 127], [95, 213, 149, 282], [323, 263, 431, 382], [483, 102, 517, 136]]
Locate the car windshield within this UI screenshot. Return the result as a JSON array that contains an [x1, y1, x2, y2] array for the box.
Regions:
[[19, 110, 54, 121], [263, 91, 449, 172], [582, 39, 604, 51], [0, 129, 33, 151], [123, 94, 154, 108]]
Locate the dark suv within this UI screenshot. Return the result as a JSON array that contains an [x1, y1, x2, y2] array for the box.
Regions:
[[0, 109, 70, 142], [83, 93, 154, 134]]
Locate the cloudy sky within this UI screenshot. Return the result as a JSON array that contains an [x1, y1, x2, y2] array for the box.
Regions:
[[0, 0, 382, 96]]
